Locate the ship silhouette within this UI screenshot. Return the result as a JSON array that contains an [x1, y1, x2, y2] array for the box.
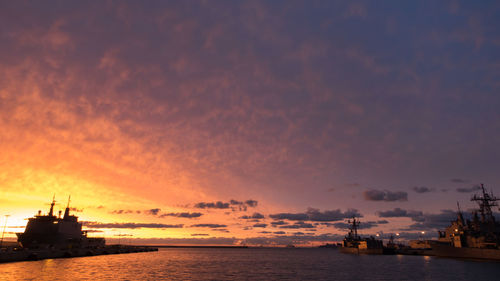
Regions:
[[431, 184, 500, 260], [16, 196, 104, 249]]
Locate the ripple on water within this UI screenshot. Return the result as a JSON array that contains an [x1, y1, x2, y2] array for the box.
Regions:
[[0, 248, 499, 280]]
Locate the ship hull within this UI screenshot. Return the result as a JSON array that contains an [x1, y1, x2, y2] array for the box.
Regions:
[[340, 247, 383, 255], [432, 243, 500, 261]]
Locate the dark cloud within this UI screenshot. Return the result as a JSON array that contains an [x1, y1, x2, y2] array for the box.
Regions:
[[145, 208, 161, 216], [412, 186, 435, 193], [273, 231, 286, 235], [245, 200, 258, 207], [83, 222, 183, 229], [307, 208, 361, 221], [194, 200, 258, 210], [212, 229, 230, 233], [191, 224, 227, 228], [271, 220, 288, 226], [363, 190, 408, 201], [230, 200, 243, 205], [253, 223, 267, 228], [280, 221, 315, 229], [404, 210, 456, 231], [456, 185, 481, 193], [377, 208, 423, 219], [269, 213, 308, 221], [331, 220, 382, 230], [451, 179, 469, 183], [110, 209, 135, 214], [269, 208, 361, 222], [159, 212, 203, 218], [194, 202, 230, 209], [259, 231, 272, 234], [191, 234, 209, 236], [240, 213, 264, 220]]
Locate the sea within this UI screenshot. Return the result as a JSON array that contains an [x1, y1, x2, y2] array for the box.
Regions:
[[1, 248, 499, 280]]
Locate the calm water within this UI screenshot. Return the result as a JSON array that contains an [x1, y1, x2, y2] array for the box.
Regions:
[[1, 248, 499, 280]]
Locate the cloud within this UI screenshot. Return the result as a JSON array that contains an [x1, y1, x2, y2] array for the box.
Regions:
[[363, 190, 408, 201], [191, 224, 227, 228], [412, 186, 435, 193], [239, 212, 265, 219], [456, 185, 481, 193], [253, 223, 267, 228], [330, 220, 382, 230], [269, 213, 308, 221], [271, 220, 288, 226], [194, 202, 230, 209], [145, 208, 161, 216], [83, 222, 183, 229], [194, 200, 258, 210], [404, 210, 457, 231], [159, 212, 203, 218], [110, 209, 135, 214], [377, 208, 423, 219], [269, 208, 361, 222], [191, 233, 209, 236], [245, 200, 258, 207], [273, 231, 286, 235], [279, 221, 315, 229]]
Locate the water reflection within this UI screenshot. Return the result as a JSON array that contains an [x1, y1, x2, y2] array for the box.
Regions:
[[0, 248, 499, 280]]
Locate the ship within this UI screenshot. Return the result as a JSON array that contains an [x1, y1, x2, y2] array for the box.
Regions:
[[432, 184, 500, 260], [339, 217, 384, 255], [16, 196, 105, 249]]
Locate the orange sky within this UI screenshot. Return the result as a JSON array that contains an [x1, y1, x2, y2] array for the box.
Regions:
[[1, 1, 499, 246]]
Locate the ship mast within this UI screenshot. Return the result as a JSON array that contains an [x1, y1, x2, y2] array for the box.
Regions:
[[49, 195, 56, 217], [63, 195, 71, 219], [347, 216, 360, 239], [471, 184, 499, 223]]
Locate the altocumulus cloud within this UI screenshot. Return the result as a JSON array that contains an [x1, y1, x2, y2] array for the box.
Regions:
[[456, 185, 481, 193], [239, 212, 265, 219], [269, 208, 361, 222], [191, 224, 227, 228], [194, 200, 258, 210], [159, 212, 203, 218], [377, 208, 423, 219], [363, 190, 408, 201], [412, 186, 435, 193], [83, 222, 183, 229]]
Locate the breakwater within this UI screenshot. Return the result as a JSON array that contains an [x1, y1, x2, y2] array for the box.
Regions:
[[0, 245, 158, 263]]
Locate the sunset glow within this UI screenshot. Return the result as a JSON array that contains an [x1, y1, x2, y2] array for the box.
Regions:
[[1, 1, 499, 247]]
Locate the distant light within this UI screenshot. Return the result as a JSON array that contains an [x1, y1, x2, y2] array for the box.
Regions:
[[454, 229, 458, 232], [396, 233, 400, 236], [376, 233, 380, 237], [421, 231, 425, 234]]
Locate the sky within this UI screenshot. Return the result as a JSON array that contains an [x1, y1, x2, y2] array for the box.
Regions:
[[1, 0, 500, 246]]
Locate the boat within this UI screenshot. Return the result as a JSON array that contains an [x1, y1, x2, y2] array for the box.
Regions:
[[431, 184, 500, 260], [1, 196, 158, 263], [16, 196, 105, 249], [339, 217, 384, 255]]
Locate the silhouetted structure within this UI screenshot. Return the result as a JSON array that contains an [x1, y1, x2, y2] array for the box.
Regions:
[[433, 184, 500, 260], [340, 217, 383, 255], [17, 196, 104, 249]]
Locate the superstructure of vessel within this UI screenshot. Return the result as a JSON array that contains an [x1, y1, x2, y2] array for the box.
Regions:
[[432, 184, 500, 260], [340, 217, 384, 255], [16, 196, 104, 249]]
